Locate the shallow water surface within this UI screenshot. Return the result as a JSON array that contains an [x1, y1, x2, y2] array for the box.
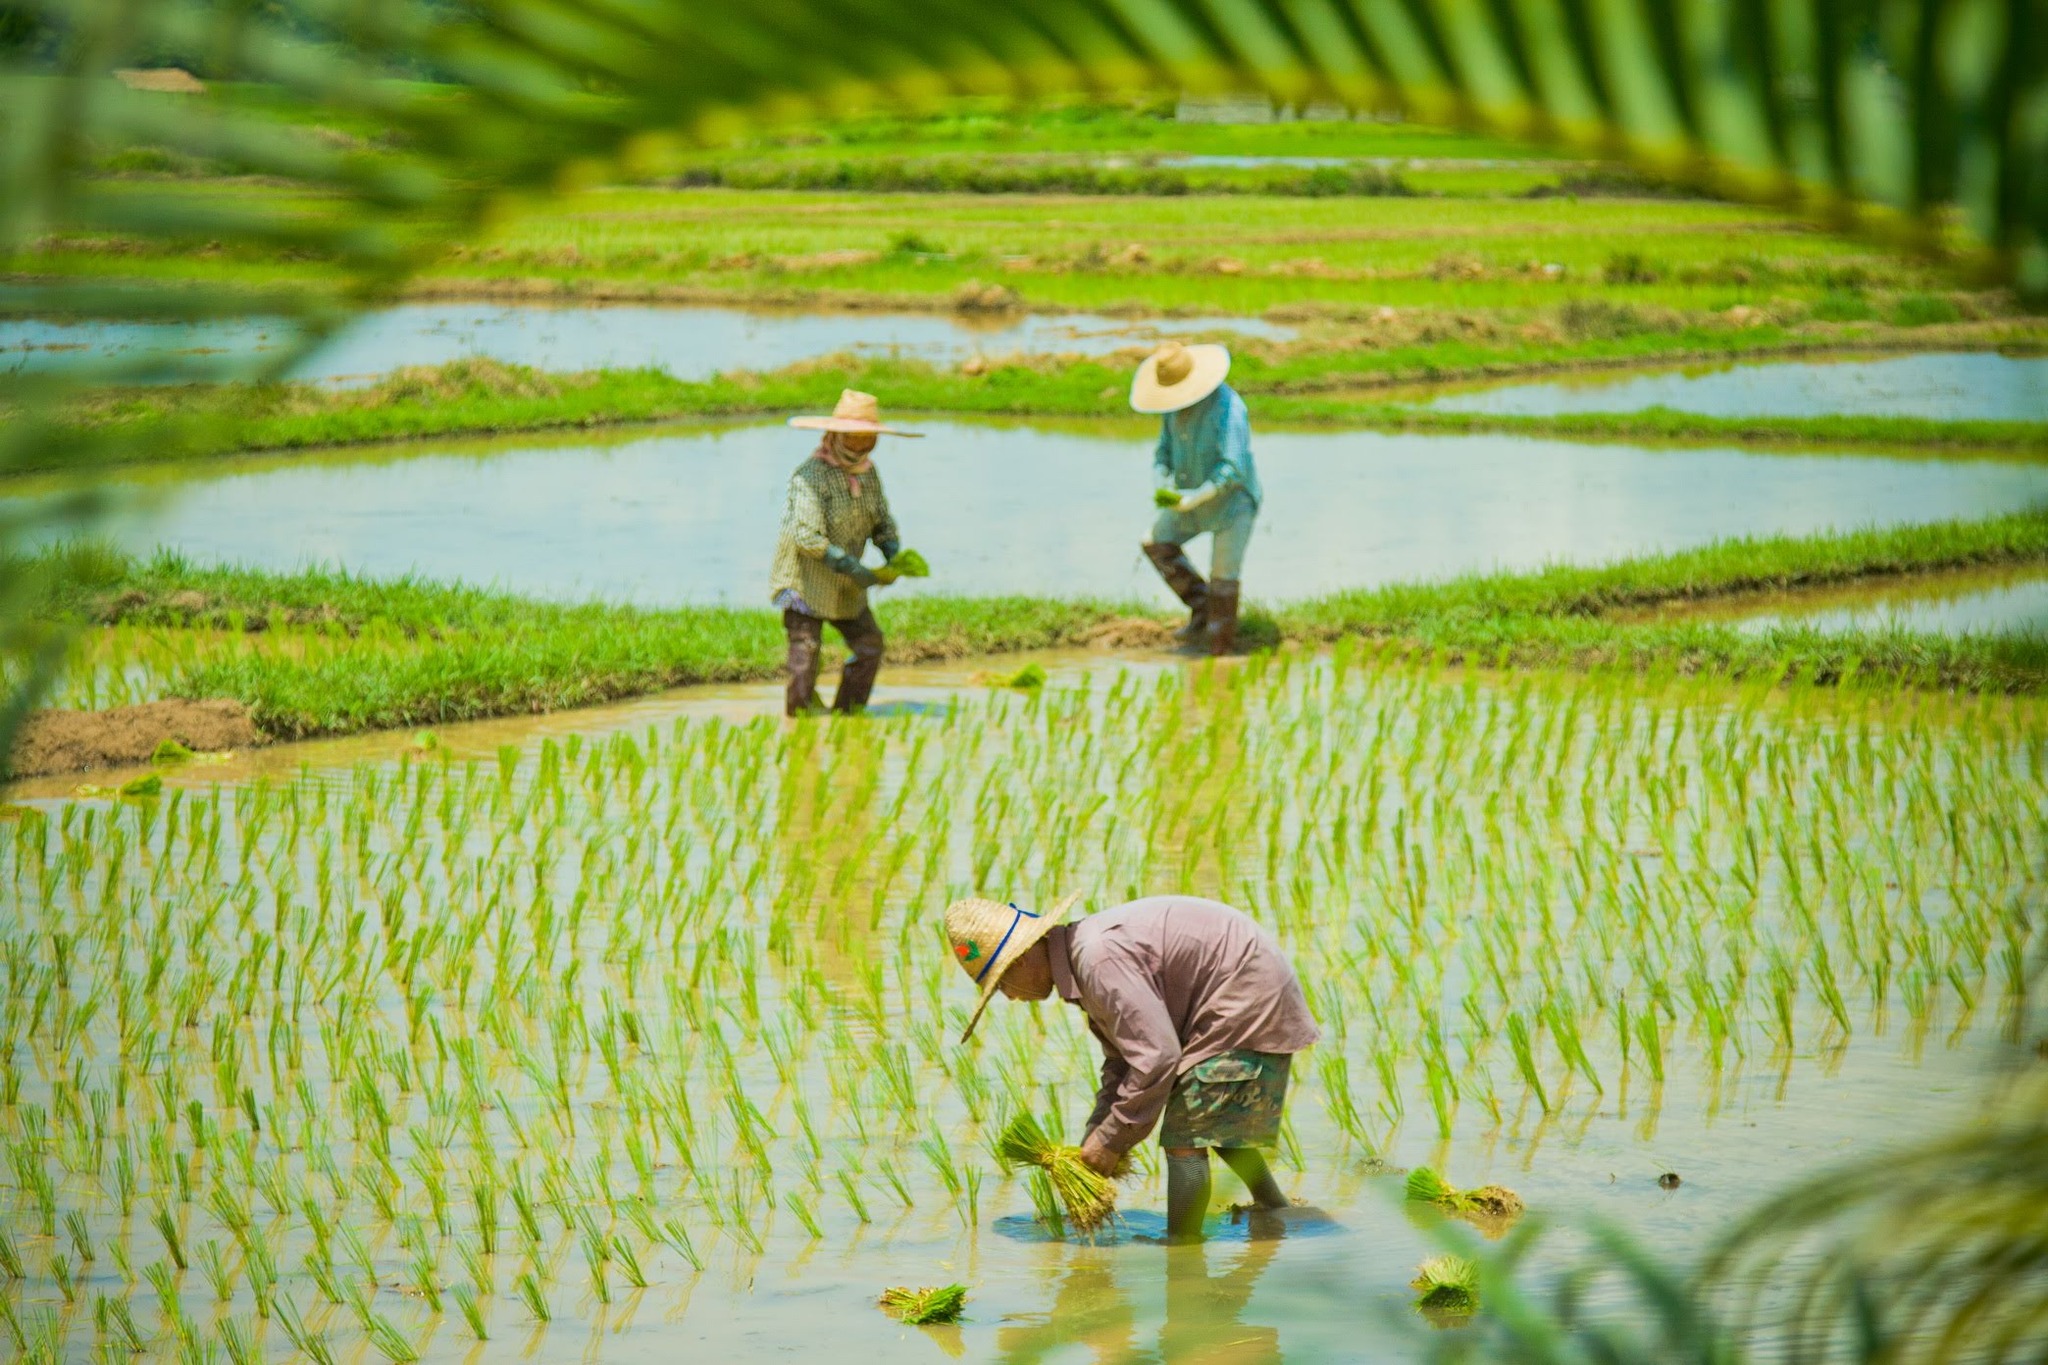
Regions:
[[1626, 565, 2048, 637], [1424, 351, 2048, 422], [0, 302, 1293, 383], [30, 420, 2048, 607]]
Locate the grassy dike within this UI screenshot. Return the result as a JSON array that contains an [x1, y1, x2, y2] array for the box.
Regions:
[[22, 509, 2048, 745], [27, 339, 2048, 474]]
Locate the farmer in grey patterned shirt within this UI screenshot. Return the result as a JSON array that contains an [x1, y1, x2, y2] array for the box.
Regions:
[[770, 390, 922, 716]]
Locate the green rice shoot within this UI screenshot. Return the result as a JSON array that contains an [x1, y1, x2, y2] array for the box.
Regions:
[[879, 1284, 967, 1324], [1411, 1255, 1480, 1313]]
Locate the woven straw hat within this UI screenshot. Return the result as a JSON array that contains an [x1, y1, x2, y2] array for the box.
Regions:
[[789, 388, 924, 437], [945, 893, 1081, 1042], [1129, 341, 1230, 414]]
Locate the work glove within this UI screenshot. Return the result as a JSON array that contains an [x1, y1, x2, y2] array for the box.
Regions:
[[872, 564, 902, 586], [1153, 486, 1184, 510], [824, 546, 879, 588]]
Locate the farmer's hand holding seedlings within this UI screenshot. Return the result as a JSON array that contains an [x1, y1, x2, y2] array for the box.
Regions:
[[948, 894, 1318, 1243]]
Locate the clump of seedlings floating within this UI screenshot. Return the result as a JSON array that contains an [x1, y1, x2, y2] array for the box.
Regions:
[[1405, 1167, 1524, 1221], [1411, 1254, 1480, 1315], [879, 1283, 968, 1324]]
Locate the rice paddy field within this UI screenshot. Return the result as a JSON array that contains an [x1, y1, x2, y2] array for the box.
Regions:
[[7, 78, 2048, 1364], [1, 642, 2041, 1360]]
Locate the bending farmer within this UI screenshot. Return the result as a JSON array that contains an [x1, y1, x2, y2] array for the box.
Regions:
[[771, 389, 921, 716], [1132, 342, 1262, 655], [948, 893, 1318, 1242]]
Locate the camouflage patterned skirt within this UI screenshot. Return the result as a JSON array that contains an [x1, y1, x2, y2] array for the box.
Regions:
[[1158, 1049, 1292, 1149]]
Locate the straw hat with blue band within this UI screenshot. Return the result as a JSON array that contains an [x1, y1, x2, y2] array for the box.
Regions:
[[945, 893, 1081, 1042]]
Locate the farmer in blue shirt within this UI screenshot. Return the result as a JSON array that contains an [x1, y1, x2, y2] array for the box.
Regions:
[[1132, 342, 1262, 655]]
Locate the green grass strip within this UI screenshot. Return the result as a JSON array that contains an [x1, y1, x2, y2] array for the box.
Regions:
[[20, 346, 2048, 473], [24, 508, 2047, 743]]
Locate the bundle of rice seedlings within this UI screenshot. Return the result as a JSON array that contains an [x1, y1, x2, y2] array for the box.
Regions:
[[1404, 1166, 1523, 1220], [993, 1113, 1123, 1232], [1410, 1255, 1479, 1313], [890, 548, 931, 578], [879, 1284, 967, 1324]]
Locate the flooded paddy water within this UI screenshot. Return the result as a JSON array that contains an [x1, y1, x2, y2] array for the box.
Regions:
[[17, 418, 2048, 609], [1, 646, 2037, 1360], [1420, 351, 2048, 422], [1621, 563, 2048, 638], [0, 303, 1292, 384]]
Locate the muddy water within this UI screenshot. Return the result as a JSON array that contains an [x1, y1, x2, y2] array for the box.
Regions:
[[0, 302, 1293, 383], [22, 419, 2048, 607], [1422, 351, 2048, 422], [1622, 564, 2048, 637]]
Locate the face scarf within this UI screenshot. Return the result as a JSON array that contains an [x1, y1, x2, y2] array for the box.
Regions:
[[813, 432, 875, 495]]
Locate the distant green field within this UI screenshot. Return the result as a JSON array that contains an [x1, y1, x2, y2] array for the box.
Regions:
[[19, 182, 1938, 321]]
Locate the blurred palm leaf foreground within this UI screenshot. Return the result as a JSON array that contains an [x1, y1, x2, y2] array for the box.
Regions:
[[2, 5, 2046, 1356]]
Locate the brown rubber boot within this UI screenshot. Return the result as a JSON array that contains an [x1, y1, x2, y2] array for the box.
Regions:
[[1206, 580, 1240, 656], [1142, 541, 1208, 643]]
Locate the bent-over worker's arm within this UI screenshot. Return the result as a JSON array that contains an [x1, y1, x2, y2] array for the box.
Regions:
[[1084, 1027, 1131, 1134], [1177, 398, 1252, 511], [1081, 970, 1183, 1153]]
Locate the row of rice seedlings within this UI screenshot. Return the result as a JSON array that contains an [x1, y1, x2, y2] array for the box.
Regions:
[[0, 646, 2037, 1353]]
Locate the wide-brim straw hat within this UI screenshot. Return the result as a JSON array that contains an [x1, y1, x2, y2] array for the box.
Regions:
[[1129, 341, 1230, 414], [946, 892, 1081, 1042], [789, 387, 924, 437]]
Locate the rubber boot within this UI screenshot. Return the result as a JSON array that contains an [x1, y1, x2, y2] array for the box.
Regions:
[[1217, 1147, 1288, 1209], [1165, 1151, 1212, 1243], [1142, 542, 1209, 644], [1206, 580, 1241, 657]]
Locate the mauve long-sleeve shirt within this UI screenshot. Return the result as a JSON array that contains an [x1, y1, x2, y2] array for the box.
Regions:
[[1045, 896, 1319, 1153]]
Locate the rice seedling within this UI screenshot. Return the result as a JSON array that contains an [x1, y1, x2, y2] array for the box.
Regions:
[[1410, 1255, 1480, 1314], [94, 1293, 146, 1354], [515, 1270, 551, 1322], [994, 1112, 1125, 1232], [453, 1283, 489, 1339], [878, 1284, 968, 1325], [275, 1295, 337, 1365], [217, 1315, 262, 1365]]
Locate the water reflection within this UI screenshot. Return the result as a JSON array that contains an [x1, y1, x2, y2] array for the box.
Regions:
[[994, 1210, 1345, 1364]]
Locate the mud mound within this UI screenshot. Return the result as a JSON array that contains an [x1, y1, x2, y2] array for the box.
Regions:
[[1078, 617, 1176, 650], [8, 700, 260, 778]]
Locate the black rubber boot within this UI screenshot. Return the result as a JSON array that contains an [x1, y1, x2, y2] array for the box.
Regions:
[[1165, 1152, 1211, 1243], [1206, 580, 1241, 657], [1217, 1147, 1288, 1209], [1142, 542, 1209, 643]]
